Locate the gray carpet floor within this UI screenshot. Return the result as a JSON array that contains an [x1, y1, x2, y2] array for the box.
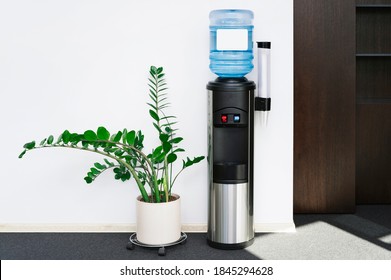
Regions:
[[1, 205, 390, 260]]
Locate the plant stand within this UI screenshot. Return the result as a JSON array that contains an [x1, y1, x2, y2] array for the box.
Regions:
[[126, 232, 187, 256]]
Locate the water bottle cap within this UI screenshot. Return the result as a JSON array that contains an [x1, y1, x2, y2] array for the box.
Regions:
[[209, 9, 253, 26]]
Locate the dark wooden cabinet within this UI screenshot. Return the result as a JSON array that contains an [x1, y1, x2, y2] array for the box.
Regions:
[[294, 0, 391, 212], [356, 3, 391, 203], [356, 105, 391, 203], [294, 0, 356, 213]]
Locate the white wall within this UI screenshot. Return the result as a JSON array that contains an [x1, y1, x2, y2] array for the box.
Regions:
[[0, 0, 293, 230]]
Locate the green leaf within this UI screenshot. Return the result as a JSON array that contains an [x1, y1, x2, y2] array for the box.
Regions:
[[152, 146, 163, 158], [167, 153, 177, 163], [148, 78, 157, 87], [122, 129, 128, 144], [47, 135, 54, 145], [123, 155, 132, 162], [193, 156, 205, 163], [148, 82, 156, 91], [149, 110, 159, 122], [161, 115, 176, 121], [135, 131, 144, 149], [94, 162, 106, 170], [147, 102, 157, 110], [163, 142, 172, 153], [84, 176, 93, 184], [173, 148, 185, 153], [126, 130, 136, 146], [153, 123, 162, 133], [162, 123, 177, 130], [62, 130, 71, 144], [104, 159, 114, 166], [121, 171, 131, 181], [107, 147, 118, 153], [114, 149, 125, 157], [114, 173, 122, 180], [113, 131, 122, 142], [69, 133, 82, 144], [23, 141, 35, 150], [56, 134, 63, 144], [148, 92, 157, 102], [150, 65, 157, 74], [39, 138, 47, 146], [97, 126, 110, 140], [182, 156, 205, 168], [82, 141, 89, 148], [159, 133, 169, 143], [149, 89, 157, 97], [90, 167, 100, 175], [184, 157, 193, 167], [18, 150, 26, 159], [157, 67, 163, 74], [170, 137, 183, 144], [155, 153, 165, 163], [84, 130, 97, 141]]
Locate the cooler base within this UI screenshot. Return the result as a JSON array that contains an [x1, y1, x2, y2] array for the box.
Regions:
[[207, 238, 254, 250]]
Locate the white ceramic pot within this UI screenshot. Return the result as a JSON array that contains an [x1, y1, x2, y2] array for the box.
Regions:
[[136, 194, 181, 245]]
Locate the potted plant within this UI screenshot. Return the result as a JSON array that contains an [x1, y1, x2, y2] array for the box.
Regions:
[[19, 66, 204, 245]]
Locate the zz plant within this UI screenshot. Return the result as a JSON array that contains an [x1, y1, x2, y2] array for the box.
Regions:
[[19, 66, 204, 203]]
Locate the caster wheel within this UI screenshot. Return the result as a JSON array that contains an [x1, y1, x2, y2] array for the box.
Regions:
[[158, 247, 166, 256], [126, 242, 135, 250]]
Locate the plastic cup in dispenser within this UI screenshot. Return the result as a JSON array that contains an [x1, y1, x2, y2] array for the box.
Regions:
[[209, 9, 254, 77]]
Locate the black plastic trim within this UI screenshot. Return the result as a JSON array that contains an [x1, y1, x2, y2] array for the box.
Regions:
[[213, 163, 248, 181], [207, 77, 256, 92], [255, 97, 271, 111], [212, 179, 248, 184], [256, 41, 271, 49]]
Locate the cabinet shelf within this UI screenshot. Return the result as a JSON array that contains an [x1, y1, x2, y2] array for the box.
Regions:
[[356, 56, 391, 99], [356, 7, 391, 53], [356, 53, 391, 57], [355, 1, 391, 204], [356, 4, 391, 7], [357, 98, 391, 104]]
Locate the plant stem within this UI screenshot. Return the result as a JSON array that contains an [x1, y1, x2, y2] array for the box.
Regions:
[[93, 139, 160, 203], [99, 140, 153, 171], [154, 72, 164, 200], [159, 109, 176, 194], [171, 167, 186, 192], [90, 165, 120, 182], [163, 157, 169, 202]]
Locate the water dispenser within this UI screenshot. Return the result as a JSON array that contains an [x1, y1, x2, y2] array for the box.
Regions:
[[207, 9, 255, 249]]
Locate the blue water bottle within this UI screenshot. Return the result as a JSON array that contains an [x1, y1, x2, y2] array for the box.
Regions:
[[209, 9, 254, 77]]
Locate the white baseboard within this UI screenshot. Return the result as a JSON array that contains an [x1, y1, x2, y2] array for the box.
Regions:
[[0, 223, 136, 233], [0, 222, 295, 233], [255, 222, 296, 233]]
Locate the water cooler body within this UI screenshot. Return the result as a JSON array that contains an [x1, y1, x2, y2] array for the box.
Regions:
[[207, 77, 255, 249]]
